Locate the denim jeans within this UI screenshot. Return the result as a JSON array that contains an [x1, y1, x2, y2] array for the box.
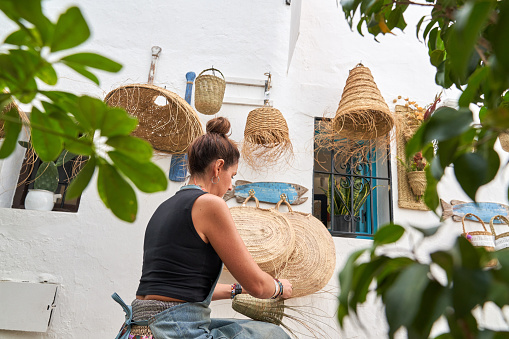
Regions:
[[148, 270, 291, 339]]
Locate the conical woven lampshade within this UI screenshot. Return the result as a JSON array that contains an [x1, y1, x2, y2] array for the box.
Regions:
[[333, 64, 393, 140], [242, 106, 293, 170]]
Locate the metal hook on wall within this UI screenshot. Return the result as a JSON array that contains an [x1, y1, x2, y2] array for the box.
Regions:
[[264, 72, 272, 106]]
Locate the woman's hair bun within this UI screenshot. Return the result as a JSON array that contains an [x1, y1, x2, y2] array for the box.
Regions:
[[206, 117, 230, 136]]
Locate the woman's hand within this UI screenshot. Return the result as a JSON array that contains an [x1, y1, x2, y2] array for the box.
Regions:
[[279, 279, 293, 299]]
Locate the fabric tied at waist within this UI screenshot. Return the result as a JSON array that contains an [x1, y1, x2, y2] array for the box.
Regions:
[[112, 292, 149, 339]]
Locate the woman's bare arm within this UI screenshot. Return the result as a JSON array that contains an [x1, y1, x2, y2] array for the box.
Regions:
[[193, 194, 292, 299]]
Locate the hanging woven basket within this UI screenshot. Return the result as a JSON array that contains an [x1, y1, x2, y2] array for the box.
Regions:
[[242, 106, 293, 170], [499, 132, 509, 152], [407, 171, 426, 197], [333, 63, 394, 140], [104, 84, 203, 154], [229, 194, 295, 275], [274, 198, 336, 298], [194, 68, 226, 115], [395, 105, 421, 143]]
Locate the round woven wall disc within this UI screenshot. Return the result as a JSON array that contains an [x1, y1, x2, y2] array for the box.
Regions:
[[333, 64, 393, 140], [275, 200, 336, 298], [229, 196, 295, 275], [104, 84, 203, 154]]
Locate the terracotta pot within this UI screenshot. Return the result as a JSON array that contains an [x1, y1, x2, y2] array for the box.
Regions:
[[407, 171, 426, 197]]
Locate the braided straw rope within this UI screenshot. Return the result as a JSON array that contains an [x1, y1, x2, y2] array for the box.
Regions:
[[333, 64, 394, 141], [242, 107, 293, 170], [274, 198, 336, 298], [104, 84, 203, 154], [194, 68, 226, 115], [229, 194, 295, 275], [489, 215, 509, 251]]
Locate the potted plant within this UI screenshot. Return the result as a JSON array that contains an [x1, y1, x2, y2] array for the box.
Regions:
[[324, 177, 378, 233], [404, 151, 428, 198], [18, 141, 78, 211]]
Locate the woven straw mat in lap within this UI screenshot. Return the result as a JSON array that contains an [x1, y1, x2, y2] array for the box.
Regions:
[[104, 84, 203, 154]]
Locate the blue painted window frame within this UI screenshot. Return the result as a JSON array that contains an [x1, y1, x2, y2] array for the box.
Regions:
[[313, 118, 393, 238]]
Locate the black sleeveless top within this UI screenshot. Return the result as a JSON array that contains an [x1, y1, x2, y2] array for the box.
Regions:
[[136, 188, 223, 302]]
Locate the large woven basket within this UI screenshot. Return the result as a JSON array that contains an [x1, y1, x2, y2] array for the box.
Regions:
[[274, 198, 336, 298], [104, 84, 203, 154], [229, 194, 295, 275], [489, 215, 509, 251], [194, 68, 226, 115], [333, 64, 394, 140]]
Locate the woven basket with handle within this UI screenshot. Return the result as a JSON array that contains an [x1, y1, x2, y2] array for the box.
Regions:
[[461, 213, 496, 267], [194, 68, 226, 115], [407, 170, 426, 197], [489, 215, 509, 251]]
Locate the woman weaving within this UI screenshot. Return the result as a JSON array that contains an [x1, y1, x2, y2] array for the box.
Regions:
[[113, 117, 292, 339]]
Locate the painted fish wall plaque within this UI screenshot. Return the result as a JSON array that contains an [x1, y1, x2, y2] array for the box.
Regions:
[[223, 180, 308, 205], [441, 199, 509, 224]]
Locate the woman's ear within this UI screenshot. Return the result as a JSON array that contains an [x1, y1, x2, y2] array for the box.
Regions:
[[216, 159, 225, 171]]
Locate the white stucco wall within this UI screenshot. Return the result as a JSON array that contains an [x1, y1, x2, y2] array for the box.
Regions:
[[1, 1, 508, 338]]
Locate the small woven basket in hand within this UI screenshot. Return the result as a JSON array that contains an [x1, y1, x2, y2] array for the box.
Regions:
[[489, 215, 509, 251], [462, 213, 496, 267], [104, 84, 203, 154], [229, 193, 295, 275], [232, 294, 285, 326], [274, 197, 336, 298], [333, 63, 394, 140], [242, 106, 293, 170], [194, 68, 226, 115]]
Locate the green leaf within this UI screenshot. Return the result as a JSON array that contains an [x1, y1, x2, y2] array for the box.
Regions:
[[430, 49, 445, 68], [458, 67, 489, 107], [422, 107, 473, 145], [50, 7, 90, 52], [66, 156, 96, 200], [408, 281, 450, 339], [453, 152, 489, 201], [17, 140, 30, 149], [431, 250, 454, 283], [100, 108, 138, 137], [452, 266, 491, 317], [424, 166, 439, 211], [30, 107, 63, 162], [384, 263, 430, 335], [435, 60, 453, 89], [338, 248, 367, 326], [373, 224, 405, 246], [447, 0, 494, 79], [60, 53, 122, 73], [76, 96, 107, 131], [37, 61, 58, 86], [416, 15, 426, 41], [97, 163, 137, 222], [106, 135, 153, 162], [63, 62, 99, 85], [413, 225, 441, 237], [4, 28, 33, 46], [55, 150, 79, 166], [108, 151, 167, 193], [64, 136, 94, 156], [0, 105, 22, 159]]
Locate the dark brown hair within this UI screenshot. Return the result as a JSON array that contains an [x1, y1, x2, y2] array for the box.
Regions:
[[187, 117, 240, 175]]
